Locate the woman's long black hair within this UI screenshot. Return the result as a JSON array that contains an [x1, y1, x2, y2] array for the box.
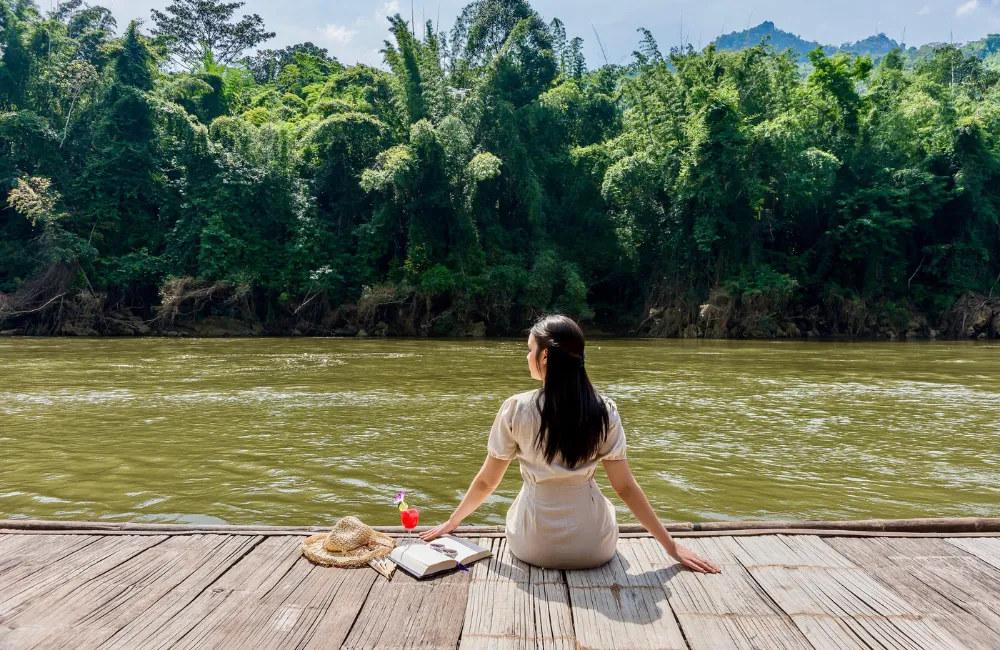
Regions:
[[530, 315, 609, 468]]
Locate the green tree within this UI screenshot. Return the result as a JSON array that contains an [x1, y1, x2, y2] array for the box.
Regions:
[[150, 0, 274, 68]]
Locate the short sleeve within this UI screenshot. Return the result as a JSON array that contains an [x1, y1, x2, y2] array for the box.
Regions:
[[487, 397, 519, 460], [598, 399, 627, 461]]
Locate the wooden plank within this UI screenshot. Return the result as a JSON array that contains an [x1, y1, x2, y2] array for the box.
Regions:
[[341, 539, 471, 650], [0, 534, 42, 565], [948, 539, 1000, 572], [826, 537, 1000, 649], [1, 534, 259, 650], [299, 567, 378, 650], [633, 537, 811, 649], [77, 534, 259, 650], [529, 564, 575, 650], [170, 555, 376, 649], [121, 536, 305, 650], [457, 537, 500, 650], [459, 537, 574, 650], [0, 534, 166, 644], [0, 535, 101, 585], [564, 539, 687, 650], [727, 535, 967, 649]]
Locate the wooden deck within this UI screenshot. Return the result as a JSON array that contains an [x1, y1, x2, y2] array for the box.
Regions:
[[3, 520, 1000, 649]]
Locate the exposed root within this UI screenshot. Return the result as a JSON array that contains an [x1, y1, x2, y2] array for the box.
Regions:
[[155, 277, 238, 325], [634, 286, 698, 337], [0, 263, 75, 324], [944, 294, 1000, 339], [356, 283, 414, 328]]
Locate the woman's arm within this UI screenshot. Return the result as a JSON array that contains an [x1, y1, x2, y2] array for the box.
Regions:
[[419, 456, 511, 541], [603, 459, 721, 574]]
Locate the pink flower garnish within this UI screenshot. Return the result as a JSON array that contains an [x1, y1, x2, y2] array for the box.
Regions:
[[393, 490, 407, 505]]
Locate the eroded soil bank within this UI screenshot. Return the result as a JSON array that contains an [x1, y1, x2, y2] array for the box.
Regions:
[[1, 276, 998, 340]]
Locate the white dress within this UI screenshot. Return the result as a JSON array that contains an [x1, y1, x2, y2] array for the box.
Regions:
[[487, 389, 628, 569]]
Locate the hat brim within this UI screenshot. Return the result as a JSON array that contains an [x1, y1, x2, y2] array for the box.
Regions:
[[301, 532, 395, 568]]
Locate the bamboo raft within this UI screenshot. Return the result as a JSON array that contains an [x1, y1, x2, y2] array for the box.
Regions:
[[3, 518, 1000, 649]]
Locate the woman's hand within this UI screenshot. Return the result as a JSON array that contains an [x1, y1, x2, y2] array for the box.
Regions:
[[419, 517, 460, 542], [668, 543, 722, 574]]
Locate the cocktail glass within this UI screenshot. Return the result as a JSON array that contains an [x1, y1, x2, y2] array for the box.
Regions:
[[400, 507, 419, 542]]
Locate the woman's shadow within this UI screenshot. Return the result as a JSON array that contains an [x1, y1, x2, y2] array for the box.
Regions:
[[470, 545, 682, 626]]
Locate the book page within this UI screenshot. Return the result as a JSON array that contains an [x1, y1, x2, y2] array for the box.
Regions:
[[390, 544, 454, 576], [437, 536, 491, 564]]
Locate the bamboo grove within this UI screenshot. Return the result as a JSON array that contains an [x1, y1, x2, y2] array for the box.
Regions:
[[2, 0, 999, 338]]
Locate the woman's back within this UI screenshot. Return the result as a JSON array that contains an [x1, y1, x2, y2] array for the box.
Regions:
[[488, 389, 628, 569], [489, 389, 627, 480]]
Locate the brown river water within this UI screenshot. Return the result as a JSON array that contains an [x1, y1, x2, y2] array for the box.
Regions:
[[1, 338, 998, 527]]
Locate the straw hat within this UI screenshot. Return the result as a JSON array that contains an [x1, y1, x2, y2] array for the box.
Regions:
[[301, 516, 395, 568]]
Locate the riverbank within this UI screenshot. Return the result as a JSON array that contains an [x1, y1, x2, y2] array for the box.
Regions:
[[1, 282, 998, 340], [3, 518, 1000, 649]]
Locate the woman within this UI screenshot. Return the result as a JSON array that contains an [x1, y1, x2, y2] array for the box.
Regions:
[[421, 314, 721, 573]]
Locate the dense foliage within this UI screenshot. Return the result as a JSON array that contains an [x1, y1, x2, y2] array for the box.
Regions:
[[1, 0, 999, 337]]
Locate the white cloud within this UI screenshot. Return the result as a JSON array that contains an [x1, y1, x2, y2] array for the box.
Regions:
[[357, 1, 401, 28], [917, 6, 931, 15], [315, 1, 402, 62], [956, 0, 979, 16], [316, 0, 405, 66], [382, 0, 402, 18], [321, 24, 356, 44]]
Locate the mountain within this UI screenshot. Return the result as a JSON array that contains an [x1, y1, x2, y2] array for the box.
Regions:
[[712, 22, 1000, 71], [712, 22, 901, 61], [960, 33, 1000, 67], [713, 22, 825, 59], [840, 33, 901, 57]]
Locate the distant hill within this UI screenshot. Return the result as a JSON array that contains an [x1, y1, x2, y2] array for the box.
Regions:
[[957, 33, 1000, 68], [713, 21, 826, 59], [710, 21, 1000, 66], [840, 33, 900, 57]]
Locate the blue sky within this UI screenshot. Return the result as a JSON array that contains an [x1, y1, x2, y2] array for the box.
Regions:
[[94, 0, 1000, 67]]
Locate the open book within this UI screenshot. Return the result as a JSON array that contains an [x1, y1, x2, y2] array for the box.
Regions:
[[389, 536, 491, 579]]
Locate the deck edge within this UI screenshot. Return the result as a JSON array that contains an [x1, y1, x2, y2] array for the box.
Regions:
[[2, 517, 999, 537]]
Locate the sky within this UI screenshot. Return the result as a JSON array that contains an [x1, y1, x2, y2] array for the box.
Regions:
[[89, 0, 1000, 68]]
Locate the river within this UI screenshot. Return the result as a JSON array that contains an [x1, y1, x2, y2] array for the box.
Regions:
[[1, 338, 998, 527]]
